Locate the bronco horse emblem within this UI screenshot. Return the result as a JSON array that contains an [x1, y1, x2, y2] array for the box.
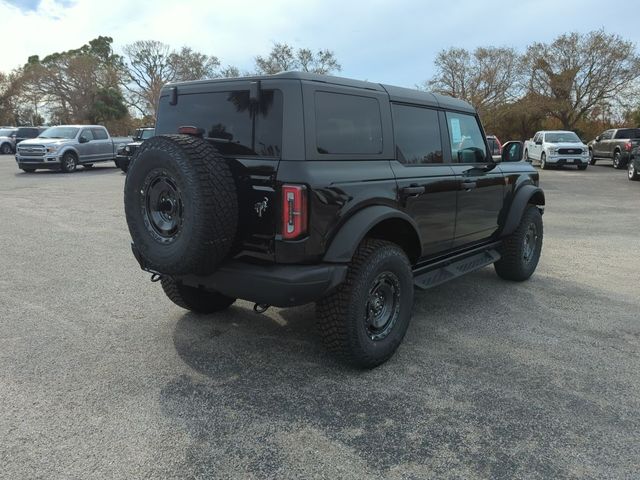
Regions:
[[254, 197, 269, 218]]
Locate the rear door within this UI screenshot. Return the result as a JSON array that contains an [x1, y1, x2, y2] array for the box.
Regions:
[[390, 103, 457, 256], [155, 79, 287, 261], [445, 111, 505, 247], [91, 127, 112, 160]]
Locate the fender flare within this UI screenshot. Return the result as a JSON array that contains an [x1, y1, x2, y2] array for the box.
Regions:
[[323, 205, 422, 263], [59, 147, 80, 160], [501, 185, 545, 237]]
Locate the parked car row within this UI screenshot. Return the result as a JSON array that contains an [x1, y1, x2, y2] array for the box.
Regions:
[[0, 126, 47, 154], [3, 124, 155, 173]]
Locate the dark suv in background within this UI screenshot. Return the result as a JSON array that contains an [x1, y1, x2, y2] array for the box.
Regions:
[[115, 127, 155, 172], [13, 126, 47, 146], [124, 72, 545, 367]]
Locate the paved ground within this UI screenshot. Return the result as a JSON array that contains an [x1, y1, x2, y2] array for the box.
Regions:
[[0, 156, 638, 479]]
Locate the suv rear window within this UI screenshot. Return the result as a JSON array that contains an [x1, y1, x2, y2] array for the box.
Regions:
[[156, 90, 282, 157], [315, 92, 382, 155], [16, 127, 38, 137]]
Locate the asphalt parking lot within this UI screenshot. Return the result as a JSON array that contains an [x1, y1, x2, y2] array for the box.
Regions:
[[1, 156, 638, 479]]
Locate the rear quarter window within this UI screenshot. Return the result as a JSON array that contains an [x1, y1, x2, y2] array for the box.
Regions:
[[156, 89, 282, 157], [315, 92, 383, 155]]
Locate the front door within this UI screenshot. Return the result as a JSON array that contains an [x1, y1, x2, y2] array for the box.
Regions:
[[443, 111, 505, 247], [390, 103, 457, 257], [78, 128, 96, 161]]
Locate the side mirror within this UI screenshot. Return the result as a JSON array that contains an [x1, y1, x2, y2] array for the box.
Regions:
[[535, 140, 542, 145], [501, 141, 523, 162], [79, 136, 89, 144], [595, 136, 601, 142]]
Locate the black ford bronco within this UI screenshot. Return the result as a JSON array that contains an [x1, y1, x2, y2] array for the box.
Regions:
[[124, 72, 545, 368]]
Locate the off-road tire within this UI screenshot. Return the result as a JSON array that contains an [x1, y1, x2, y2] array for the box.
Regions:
[[495, 205, 543, 281], [316, 239, 414, 369], [60, 152, 77, 173], [124, 135, 238, 276], [629, 160, 640, 181], [161, 276, 236, 314]]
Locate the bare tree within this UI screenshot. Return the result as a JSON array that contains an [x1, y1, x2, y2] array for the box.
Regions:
[[122, 40, 226, 117], [524, 30, 640, 130], [425, 46, 523, 116], [254, 43, 341, 75]]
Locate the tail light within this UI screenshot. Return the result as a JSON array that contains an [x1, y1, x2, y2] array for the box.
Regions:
[[281, 184, 307, 240], [625, 141, 632, 151]]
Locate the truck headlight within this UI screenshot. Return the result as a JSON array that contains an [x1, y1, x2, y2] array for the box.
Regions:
[[124, 146, 130, 153], [548, 148, 557, 155], [46, 146, 59, 153]]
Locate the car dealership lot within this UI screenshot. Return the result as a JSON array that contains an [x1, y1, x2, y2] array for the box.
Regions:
[[0, 157, 638, 479]]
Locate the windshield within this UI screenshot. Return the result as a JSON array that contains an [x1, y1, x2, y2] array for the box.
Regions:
[[0, 129, 16, 137], [545, 132, 581, 143], [39, 127, 79, 139], [134, 129, 155, 140]]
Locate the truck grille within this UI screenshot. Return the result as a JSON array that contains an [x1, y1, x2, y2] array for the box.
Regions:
[[18, 145, 45, 157], [558, 148, 582, 155]]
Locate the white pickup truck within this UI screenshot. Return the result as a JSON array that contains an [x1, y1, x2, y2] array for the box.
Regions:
[[523, 130, 589, 170]]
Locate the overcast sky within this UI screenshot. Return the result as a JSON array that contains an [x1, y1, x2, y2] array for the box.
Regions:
[[2, 0, 639, 88]]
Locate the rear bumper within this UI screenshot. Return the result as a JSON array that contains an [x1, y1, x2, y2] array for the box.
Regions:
[[132, 244, 348, 307]]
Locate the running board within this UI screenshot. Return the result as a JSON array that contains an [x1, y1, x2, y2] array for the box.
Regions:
[[413, 249, 501, 290]]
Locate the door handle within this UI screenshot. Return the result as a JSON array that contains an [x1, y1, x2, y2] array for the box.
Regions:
[[401, 185, 426, 196], [461, 180, 477, 190]]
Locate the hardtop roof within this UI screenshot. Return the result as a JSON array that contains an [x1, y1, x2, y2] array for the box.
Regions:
[[164, 71, 476, 113]]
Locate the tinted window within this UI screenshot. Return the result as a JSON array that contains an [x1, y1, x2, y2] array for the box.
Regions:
[[91, 128, 108, 140], [156, 89, 282, 157], [391, 104, 442, 164], [315, 92, 382, 155], [615, 128, 640, 139], [445, 112, 487, 163], [601, 130, 613, 140], [17, 128, 37, 138]]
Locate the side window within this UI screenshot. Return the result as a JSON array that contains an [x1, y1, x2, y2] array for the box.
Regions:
[[156, 89, 282, 157], [91, 128, 108, 140], [601, 130, 613, 140], [391, 104, 442, 164], [315, 91, 383, 155], [80, 129, 94, 141], [28, 128, 38, 138], [445, 112, 487, 163]]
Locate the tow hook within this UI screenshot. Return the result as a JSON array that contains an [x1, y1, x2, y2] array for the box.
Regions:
[[253, 303, 270, 314]]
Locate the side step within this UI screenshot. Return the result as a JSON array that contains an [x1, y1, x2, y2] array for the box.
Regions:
[[413, 249, 501, 290]]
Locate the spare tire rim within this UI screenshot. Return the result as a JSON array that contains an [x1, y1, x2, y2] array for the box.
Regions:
[[143, 171, 184, 242], [523, 223, 538, 263], [365, 272, 401, 341]]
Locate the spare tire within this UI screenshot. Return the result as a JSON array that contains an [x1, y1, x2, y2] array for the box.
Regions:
[[124, 135, 238, 275]]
